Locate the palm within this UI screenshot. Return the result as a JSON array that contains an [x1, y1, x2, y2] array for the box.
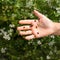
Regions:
[[17, 10, 55, 40], [30, 20, 54, 38]]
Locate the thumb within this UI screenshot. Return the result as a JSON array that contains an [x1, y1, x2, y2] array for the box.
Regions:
[[33, 10, 53, 28], [33, 10, 45, 18]]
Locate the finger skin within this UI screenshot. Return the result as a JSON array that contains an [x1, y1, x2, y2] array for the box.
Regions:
[[19, 30, 32, 35], [17, 25, 31, 30], [25, 35, 35, 40], [19, 20, 34, 24]]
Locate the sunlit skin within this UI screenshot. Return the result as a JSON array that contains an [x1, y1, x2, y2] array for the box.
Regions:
[[17, 10, 59, 40]]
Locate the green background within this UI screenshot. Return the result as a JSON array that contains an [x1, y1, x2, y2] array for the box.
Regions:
[[0, 0, 60, 60]]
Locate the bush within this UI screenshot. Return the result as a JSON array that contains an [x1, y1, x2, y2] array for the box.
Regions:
[[0, 0, 60, 60]]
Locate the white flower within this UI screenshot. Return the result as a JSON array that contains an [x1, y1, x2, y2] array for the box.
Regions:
[[1, 47, 7, 53], [12, 13, 16, 17], [0, 33, 2, 35], [2, 0, 4, 1], [9, 33, 12, 36], [4, 32, 7, 36], [48, 40, 55, 46], [15, 3, 20, 8], [37, 40, 42, 45], [50, 35, 55, 39], [8, 29, 13, 36], [28, 42, 31, 45], [46, 55, 50, 59], [0, 28, 11, 40], [21, 9, 24, 11], [47, 0, 51, 6], [56, 8, 60, 14], [28, 40, 33, 45], [8, 29, 13, 33], [9, 24, 15, 28], [57, 10, 60, 14], [26, 0, 33, 8], [49, 51, 53, 55], [30, 14, 34, 18], [56, 8, 60, 11], [0, 29, 5, 34], [2, 27, 5, 30], [3, 34, 10, 40]]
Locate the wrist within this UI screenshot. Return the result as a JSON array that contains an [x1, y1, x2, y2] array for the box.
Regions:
[[53, 22, 60, 35]]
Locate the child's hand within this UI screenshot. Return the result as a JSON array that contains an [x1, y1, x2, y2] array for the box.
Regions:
[[17, 10, 56, 40]]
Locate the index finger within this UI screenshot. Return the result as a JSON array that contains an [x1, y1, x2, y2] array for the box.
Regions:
[[19, 20, 34, 24]]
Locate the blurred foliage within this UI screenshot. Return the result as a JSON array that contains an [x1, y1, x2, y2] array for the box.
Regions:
[[0, 0, 60, 60]]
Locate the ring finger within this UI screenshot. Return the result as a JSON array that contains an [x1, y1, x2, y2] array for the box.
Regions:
[[19, 30, 32, 35]]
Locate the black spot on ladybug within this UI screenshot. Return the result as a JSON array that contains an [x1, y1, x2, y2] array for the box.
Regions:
[[34, 20, 36, 22], [38, 18, 40, 22], [36, 26, 37, 28], [38, 18, 40, 20], [30, 25, 33, 27], [23, 26, 25, 28], [37, 32, 39, 34]]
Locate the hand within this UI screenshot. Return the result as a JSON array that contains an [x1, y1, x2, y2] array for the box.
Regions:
[[17, 10, 56, 40]]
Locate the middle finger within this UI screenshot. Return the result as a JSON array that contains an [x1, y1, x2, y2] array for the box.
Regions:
[[17, 25, 31, 31]]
